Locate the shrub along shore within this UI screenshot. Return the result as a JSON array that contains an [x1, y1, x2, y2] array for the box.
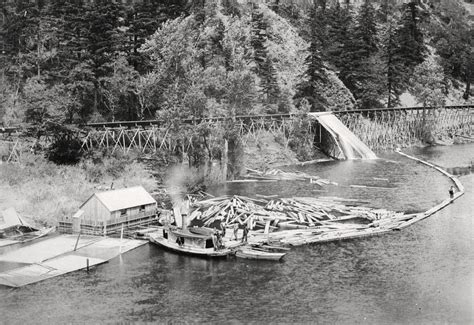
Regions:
[[0, 152, 156, 227]]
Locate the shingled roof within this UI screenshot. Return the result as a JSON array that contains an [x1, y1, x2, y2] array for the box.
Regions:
[[82, 186, 156, 212]]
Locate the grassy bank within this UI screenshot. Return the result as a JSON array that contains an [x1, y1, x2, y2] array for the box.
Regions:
[[0, 131, 315, 228], [0, 152, 156, 227]]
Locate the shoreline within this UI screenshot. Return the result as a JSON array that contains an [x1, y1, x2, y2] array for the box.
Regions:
[[0, 141, 472, 229]]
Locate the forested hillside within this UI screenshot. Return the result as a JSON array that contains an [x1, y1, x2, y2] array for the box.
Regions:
[[0, 0, 472, 128]]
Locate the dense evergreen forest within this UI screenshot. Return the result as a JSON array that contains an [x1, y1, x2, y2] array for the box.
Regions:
[[0, 0, 472, 128]]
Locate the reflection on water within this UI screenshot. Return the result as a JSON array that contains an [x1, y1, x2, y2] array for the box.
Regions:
[[446, 165, 472, 176], [210, 152, 453, 213], [1, 144, 473, 324], [405, 143, 473, 176]]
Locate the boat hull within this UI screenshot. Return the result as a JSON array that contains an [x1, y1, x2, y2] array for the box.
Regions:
[[149, 234, 231, 258], [236, 248, 286, 261], [0, 227, 55, 249]]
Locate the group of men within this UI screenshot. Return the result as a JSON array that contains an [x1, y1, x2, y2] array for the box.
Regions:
[[230, 223, 249, 242], [214, 222, 249, 248]]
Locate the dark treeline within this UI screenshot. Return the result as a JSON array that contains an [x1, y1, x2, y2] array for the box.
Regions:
[[0, 0, 472, 128], [1, 0, 190, 125]]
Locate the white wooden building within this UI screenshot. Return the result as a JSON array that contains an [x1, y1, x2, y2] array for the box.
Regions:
[[59, 186, 158, 235]]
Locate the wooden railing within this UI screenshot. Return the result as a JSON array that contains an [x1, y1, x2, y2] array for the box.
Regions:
[[3, 104, 473, 157], [58, 210, 159, 234], [2, 105, 471, 133]]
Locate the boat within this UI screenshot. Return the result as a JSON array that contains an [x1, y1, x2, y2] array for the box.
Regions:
[[149, 226, 233, 258], [236, 245, 289, 261], [0, 208, 55, 248], [187, 226, 215, 237]]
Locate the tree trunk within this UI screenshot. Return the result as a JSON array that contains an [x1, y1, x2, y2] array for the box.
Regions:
[[37, 38, 41, 78], [93, 86, 98, 114], [387, 80, 392, 108]]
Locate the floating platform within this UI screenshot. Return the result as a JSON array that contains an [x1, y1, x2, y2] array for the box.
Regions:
[[0, 235, 146, 287]]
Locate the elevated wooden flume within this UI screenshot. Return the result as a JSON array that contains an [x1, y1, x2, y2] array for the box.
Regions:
[[309, 112, 377, 159], [79, 104, 473, 129], [76, 104, 474, 155], [0, 105, 472, 160], [73, 104, 473, 156]]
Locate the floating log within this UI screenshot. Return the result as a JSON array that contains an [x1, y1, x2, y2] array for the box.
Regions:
[[243, 168, 338, 185], [187, 193, 416, 246]]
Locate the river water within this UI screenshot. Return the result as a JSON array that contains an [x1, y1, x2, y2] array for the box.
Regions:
[[0, 144, 473, 324]]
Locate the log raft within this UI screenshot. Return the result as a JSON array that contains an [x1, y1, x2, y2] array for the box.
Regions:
[[188, 150, 464, 247]]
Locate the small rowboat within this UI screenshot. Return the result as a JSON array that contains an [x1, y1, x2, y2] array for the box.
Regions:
[[0, 227, 55, 249], [236, 245, 288, 261]]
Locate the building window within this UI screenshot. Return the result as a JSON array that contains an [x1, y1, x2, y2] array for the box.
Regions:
[[139, 205, 145, 212], [120, 209, 127, 216]]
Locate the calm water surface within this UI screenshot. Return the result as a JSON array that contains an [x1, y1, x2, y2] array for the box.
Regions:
[[1, 144, 473, 324]]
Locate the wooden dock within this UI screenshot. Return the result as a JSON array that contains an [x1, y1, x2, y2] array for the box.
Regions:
[[0, 235, 146, 287]]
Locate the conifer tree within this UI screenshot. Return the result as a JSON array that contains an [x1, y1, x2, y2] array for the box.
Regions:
[[379, 1, 427, 107], [294, 4, 327, 111], [355, 0, 378, 58], [4, 1, 41, 78], [378, 0, 397, 23], [410, 57, 446, 107], [191, 0, 206, 24], [125, 2, 162, 72], [395, 1, 427, 70], [311, 0, 329, 60], [55, 0, 90, 63], [84, 1, 127, 114], [86, 1, 125, 75], [325, 2, 352, 70], [43, 1, 97, 121], [221, 0, 241, 16], [345, 0, 383, 109], [197, 16, 226, 70], [125, 0, 189, 72], [429, 0, 473, 100], [381, 21, 407, 107], [251, 9, 280, 108]]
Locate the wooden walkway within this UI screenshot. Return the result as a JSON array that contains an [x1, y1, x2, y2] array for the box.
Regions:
[[0, 235, 146, 287]]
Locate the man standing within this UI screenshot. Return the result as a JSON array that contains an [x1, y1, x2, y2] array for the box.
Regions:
[[220, 222, 226, 238], [232, 223, 239, 241], [241, 224, 249, 243], [449, 186, 455, 199]]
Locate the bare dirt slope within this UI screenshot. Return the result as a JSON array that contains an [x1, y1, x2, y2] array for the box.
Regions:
[[242, 132, 300, 171]]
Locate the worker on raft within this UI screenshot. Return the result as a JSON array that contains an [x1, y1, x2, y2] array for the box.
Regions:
[[213, 231, 223, 250], [232, 223, 239, 241], [220, 222, 226, 238], [449, 186, 455, 199], [241, 224, 249, 243]]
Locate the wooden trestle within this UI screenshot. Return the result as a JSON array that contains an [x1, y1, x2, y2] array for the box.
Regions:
[[335, 106, 473, 151], [79, 105, 472, 155], [1, 105, 472, 160], [79, 116, 302, 154]]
